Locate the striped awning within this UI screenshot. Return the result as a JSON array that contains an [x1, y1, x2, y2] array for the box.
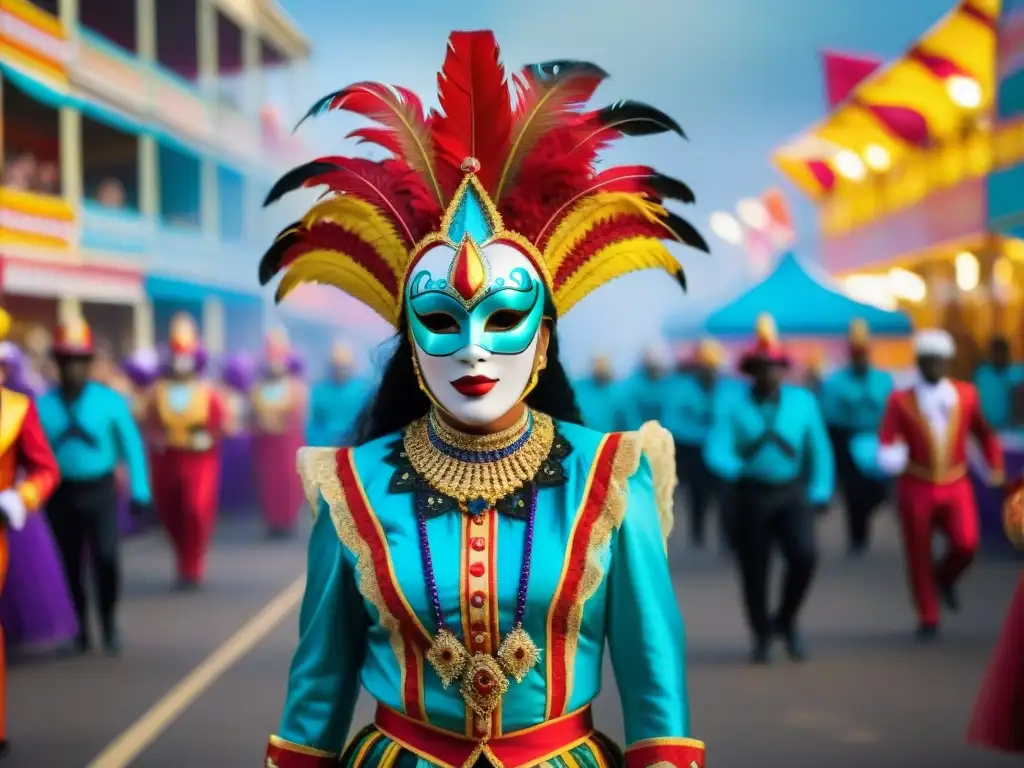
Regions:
[[773, 0, 1000, 199]]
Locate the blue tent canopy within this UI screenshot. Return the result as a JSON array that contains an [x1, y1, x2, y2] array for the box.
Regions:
[[704, 252, 912, 338]]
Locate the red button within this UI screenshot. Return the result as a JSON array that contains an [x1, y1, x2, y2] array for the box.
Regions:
[[471, 537, 485, 551], [469, 562, 485, 578], [471, 621, 486, 631], [470, 591, 485, 607], [473, 515, 485, 526]]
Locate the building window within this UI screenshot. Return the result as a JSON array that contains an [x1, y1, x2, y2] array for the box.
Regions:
[[81, 115, 140, 211], [1, 79, 61, 195], [155, 0, 198, 83], [157, 143, 201, 228], [80, 0, 137, 52], [217, 11, 245, 110], [217, 165, 244, 241]]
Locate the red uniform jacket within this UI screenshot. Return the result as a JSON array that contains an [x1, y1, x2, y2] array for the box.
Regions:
[[878, 380, 1003, 485], [146, 379, 226, 452], [0, 388, 59, 510]]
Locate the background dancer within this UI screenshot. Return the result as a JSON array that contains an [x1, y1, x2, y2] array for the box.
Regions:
[[705, 314, 833, 664], [876, 328, 1003, 641], [38, 314, 151, 655], [573, 355, 628, 433], [820, 320, 894, 556], [146, 313, 225, 590], [0, 307, 60, 760], [251, 330, 307, 537], [306, 341, 369, 448]]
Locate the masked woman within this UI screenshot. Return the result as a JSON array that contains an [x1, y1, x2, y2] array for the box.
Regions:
[[260, 30, 710, 768]]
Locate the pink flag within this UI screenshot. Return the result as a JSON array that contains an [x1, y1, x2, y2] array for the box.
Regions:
[[822, 51, 883, 107]]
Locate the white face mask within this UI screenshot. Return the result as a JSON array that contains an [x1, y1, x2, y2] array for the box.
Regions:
[[171, 354, 195, 375], [407, 241, 545, 427]]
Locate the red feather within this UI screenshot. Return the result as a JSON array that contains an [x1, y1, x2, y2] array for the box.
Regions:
[[432, 31, 513, 196], [346, 127, 405, 157], [553, 216, 675, 290], [286, 223, 400, 295]]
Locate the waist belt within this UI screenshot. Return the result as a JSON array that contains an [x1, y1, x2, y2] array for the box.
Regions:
[[738, 430, 797, 461], [904, 462, 967, 484], [373, 704, 593, 768]]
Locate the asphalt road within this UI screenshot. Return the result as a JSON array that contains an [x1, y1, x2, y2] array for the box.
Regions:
[[6, 507, 1022, 768]]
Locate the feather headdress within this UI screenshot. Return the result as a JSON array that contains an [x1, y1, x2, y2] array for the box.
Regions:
[[260, 30, 708, 326]]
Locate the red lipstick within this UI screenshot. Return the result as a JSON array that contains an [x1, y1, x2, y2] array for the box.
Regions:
[[451, 375, 498, 397]]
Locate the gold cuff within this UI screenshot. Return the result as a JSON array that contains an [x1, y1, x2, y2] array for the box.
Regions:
[[17, 481, 39, 511]]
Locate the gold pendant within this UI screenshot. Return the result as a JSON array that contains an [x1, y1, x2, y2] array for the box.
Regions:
[[496, 624, 540, 683], [460, 653, 509, 717], [426, 628, 469, 688]]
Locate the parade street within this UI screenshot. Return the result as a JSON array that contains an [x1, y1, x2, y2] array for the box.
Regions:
[[7, 508, 1021, 768]]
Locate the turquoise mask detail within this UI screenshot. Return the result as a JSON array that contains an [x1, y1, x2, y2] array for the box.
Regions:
[[407, 262, 544, 357]]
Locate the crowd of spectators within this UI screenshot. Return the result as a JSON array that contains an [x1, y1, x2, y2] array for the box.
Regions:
[[1, 151, 128, 210]]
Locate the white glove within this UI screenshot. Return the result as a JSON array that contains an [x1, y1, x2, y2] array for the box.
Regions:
[[877, 443, 909, 476], [191, 431, 213, 451], [0, 488, 27, 531]]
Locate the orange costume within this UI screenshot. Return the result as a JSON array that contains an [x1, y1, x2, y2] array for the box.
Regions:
[[145, 314, 226, 587], [0, 308, 60, 748], [878, 350, 1002, 628]]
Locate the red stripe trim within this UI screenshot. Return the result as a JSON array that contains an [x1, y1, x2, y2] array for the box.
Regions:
[[625, 739, 706, 768], [335, 448, 430, 720], [546, 434, 622, 718]]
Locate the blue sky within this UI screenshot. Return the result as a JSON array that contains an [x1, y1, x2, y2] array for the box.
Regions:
[[273, 0, 955, 372]]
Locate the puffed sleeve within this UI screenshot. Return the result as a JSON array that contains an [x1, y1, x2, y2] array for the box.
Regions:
[[803, 395, 835, 506], [607, 458, 706, 768], [267, 497, 368, 767]]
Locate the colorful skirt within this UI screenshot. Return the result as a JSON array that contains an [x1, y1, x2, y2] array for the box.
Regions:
[[967, 571, 1024, 752], [0, 513, 78, 652], [340, 707, 621, 768]]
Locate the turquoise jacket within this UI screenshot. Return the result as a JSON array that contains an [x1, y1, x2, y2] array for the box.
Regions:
[[620, 372, 673, 429], [661, 373, 732, 446], [819, 367, 894, 433], [306, 377, 371, 447], [974, 363, 1024, 430], [704, 383, 834, 505], [277, 421, 695, 756], [37, 382, 151, 504], [572, 377, 628, 433]]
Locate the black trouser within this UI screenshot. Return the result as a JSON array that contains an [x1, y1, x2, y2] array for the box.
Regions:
[[829, 428, 890, 551], [46, 473, 120, 640], [733, 478, 817, 642], [675, 441, 719, 546]]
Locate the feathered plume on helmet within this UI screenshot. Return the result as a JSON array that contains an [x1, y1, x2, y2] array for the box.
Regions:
[[848, 318, 870, 349], [259, 30, 708, 325], [739, 313, 791, 374]]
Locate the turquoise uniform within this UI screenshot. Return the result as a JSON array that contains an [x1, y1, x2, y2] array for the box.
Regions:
[[572, 377, 627, 433], [306, 377, 371, 447], [663, 373, 722, 446], [820, 367, 894, 434], [277, 420, 698, 765], [704, 383, 834, 505], [621, 372, 673, 429], [37, 382, 151, 504], [974, 363, 1024, 430]]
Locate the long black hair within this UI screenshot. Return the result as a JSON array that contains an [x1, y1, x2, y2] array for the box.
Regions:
[[350, 300, 582, 445]]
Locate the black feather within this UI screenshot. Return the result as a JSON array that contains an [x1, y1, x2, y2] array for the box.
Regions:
[[593, 100, 685, 138], [258, 224, 303, 285], [647, 172, 695, 205], [663, 212, 710, 253], [264, 161, 340, 207], [523, 59, 609, 83], [294, 89, 346, 131], [675, 268, 688, 292]]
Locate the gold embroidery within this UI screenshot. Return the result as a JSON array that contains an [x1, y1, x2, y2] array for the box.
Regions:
[[153, 380, 211, 448], [0, 389, 29, 456], [267, 734, 337, 757], [637, 421, 677, 545], [296, 447, 334, 518], [903, 392, 961, 480], [559, 431, 643, 709]]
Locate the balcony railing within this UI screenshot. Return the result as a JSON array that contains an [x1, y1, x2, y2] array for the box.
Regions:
[[0, 188, 76, 248], [79, 201, 152, 254]]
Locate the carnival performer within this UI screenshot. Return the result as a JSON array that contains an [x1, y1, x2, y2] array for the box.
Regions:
[[966, 483, 1024, 753], [37, 314, 151, 655], [974, 335, 1022, 431], [0, 308, 60, 759], [251, 329, 307, 537], [820, 320, 894, 556], [572, 355, 627, 433], [219, 351, 257, 516], [306, 341, 368, 448], [259, 29, 709, 768], [705, 315, 833, 664], [145, 313, 226, 590], [876, 329, 1003, 640], [666, 339, 724, 549], [622, 344, 673, 430], [0, 341, 77, 657]]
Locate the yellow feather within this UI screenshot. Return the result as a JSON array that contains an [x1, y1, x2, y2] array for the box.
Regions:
[[301, 197, 408, 279], [277, 250, 400, 327], [543, 192, 666, 275], [554, 236, 681, 315]]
